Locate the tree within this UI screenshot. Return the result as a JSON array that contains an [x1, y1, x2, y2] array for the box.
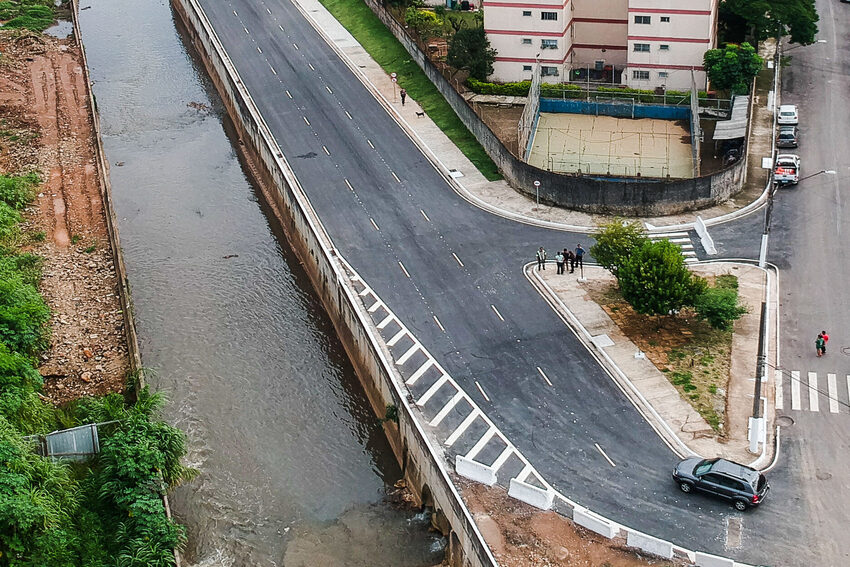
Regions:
[[722, 0, 819, 46], [405, 7, 443, 41], [693, 287, 748, 331], [618, 240, 707, 316], [703, 42, 763, 94], [590, 220, 649, 279], [447, 27, 496, 80]]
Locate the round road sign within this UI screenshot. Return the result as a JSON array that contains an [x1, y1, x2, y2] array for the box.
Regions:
[[533, 180, 540, 187]]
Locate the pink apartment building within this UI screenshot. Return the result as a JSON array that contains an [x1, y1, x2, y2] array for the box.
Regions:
[[483, 0, 718, 90]]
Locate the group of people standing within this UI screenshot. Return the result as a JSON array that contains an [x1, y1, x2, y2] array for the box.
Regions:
[[816, 331, 830, 357], [536, 245, 585, 274]]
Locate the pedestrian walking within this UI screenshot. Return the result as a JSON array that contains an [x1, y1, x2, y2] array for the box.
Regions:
[[536, 246, 547, 271], [566, 249, 575, 273], [574, 244, 585, 270], [816, 334, 825, 357], [822, 330, 830, 354], [555, 251, 565, 274], [400, 88, 407, 106]]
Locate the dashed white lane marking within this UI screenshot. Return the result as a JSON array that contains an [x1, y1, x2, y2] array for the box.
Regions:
[[302, 116, 310, 125], [268, 63, 277, 75], [430, 391, 464, 426], [266, 7, 271, 13], [475, 381, 491, 403], [537, 366, 553, 387], [233, 10, 238, 15], [595, 443, 616, 467], [398, 261, 411, 278], [243, 26, 249, 34], [257, 46, 262, 54], [445, 410, 479, 446], [278, 24, 284, 31], [808, 372, 819, 412], [345, 111, 353, 119], [406, 359, 433, 385], [491, 305, 505, 322], [376, 314, 393, 329], [775, 369, 783, 410], [369, 217, 379, 231], [396, 343, 420, 365], [325, 85, 332, 94], [285, 90, 292, 98], [344, 178, 354, 191], [308, 63, 315, 71], [293, 42, 299, 50], [367, 139, 375, 149], [452, 252, 464, 267], [420, 209, 431, 222], [791, 371, 801, 410], [391, 171, 401, 183], [466, 427, 495, 459], [491, 447, 513, 472], [386, 329, 406, 347], [433, 315, 445, 332], [828, 373, 839, 413], [417, 374, 449, 406], [322, 145, 330, 155]]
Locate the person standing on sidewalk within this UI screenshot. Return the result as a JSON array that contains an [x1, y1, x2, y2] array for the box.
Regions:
[[816, 334, 825, 357], [822, 330, 830, 354], [574, 244, 585, 270], [400, 88, 407, 106], [566, 249, 575, 273], [536, 246, 547, 271], [555, 251, 565, 274]]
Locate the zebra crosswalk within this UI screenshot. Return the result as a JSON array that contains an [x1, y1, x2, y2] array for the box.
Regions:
[[650, 231, 698, 263], [776, 369, 850, 415]]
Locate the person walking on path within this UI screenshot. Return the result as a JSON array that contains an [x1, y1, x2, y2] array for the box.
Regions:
[[566, 249, 575, 273], [816, 334, 825, 357], [400, 88, 407, 106], [822, 330, 830, 354], [574, 244, 585, 270], [536, 246, 547, 271], [555, 251, 565, 274]]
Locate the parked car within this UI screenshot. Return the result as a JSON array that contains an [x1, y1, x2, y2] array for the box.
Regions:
[[774, 154, 801, 185], [672, 457, 769, 511], [778, 104, 799, 125], [776, 125, 799, 148]]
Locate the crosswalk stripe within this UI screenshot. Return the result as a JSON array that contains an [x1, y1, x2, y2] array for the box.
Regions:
[[808, 372, 819, 412], [828, 373, 839, 413], [775, 369, 783, 410], [791, 371, 801, 410]]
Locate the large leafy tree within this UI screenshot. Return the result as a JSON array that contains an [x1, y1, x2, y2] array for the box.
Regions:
[[703, 42, 763, 94], [722, 0, 819, 45], [590, 220, 649, 279], [447, 27, 496, 80]]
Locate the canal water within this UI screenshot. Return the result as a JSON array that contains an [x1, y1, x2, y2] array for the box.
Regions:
[[77, 0, 443, 565]]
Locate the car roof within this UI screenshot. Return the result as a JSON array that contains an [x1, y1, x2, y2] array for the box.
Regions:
[[776, 153, 799, 160], [779, 125, 796, 131], [779, 104, 797, 111], [711, 459, 760, 485]]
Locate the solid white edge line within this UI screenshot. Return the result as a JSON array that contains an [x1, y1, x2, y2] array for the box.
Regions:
[[430, 391, 464, 426], [445, 409, 479, 446], [595, 443, 616, 467], [474, 381, 491, 403], [537, 366, 553, 387]]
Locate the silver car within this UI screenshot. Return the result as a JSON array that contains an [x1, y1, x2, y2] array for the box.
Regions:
[[776, 125, 798, 148]]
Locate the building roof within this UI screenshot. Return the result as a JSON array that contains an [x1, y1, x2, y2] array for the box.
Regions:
[[712, 95, 749, 140]]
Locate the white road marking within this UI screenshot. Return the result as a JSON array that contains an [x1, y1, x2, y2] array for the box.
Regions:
[[244, 26, 249, 34], [430, 392, 464, 426], [285, 90, 292, 98], [308, 63, 315, 71], [325, 85, 333, 94], [515, 464, 533, 482], [322, 145, 330, 155], [303, 116, 310, 125], [367, 139, 375, 149], [808, 372, 819, 412], [376, 314, 393, 329], [293, 43, 299, 50], [452, 252, 464, 267], [775, 369, 783, 410], [466, 427, 495, 459], [257, 46, 262, 54], [396, 343, 421, 365], [268, 63, 277, 75], [344, 178, 354, 191], [345, 111, 353, 120], [406, 359, 433, 385], [391, 171, 401, 183], [491, 447, 513, 472], [386, 329, 407, 347], [491, 305, 505, 322], [367, 301, 383, 313], [398, 261, 411, 278], [433, 315, 445, 332], [278, 24, 284, 31], [358, 287, 371, 296], [266, 7, 271, 13], [595, 443, 616, 467], [828, 373, 839, 413], [475, 381, 491, 402], [537, 366, 553, 387], [369, 218, 379, 231], [233, 10, 238, 16], [420, 209, 431, 222], [417, 374, 449, 406], [791, 371, 801, 410], [445, 410, 479, 446]]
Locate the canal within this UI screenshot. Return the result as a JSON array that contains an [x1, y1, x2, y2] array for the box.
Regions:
[[77, 0, 443, 565]]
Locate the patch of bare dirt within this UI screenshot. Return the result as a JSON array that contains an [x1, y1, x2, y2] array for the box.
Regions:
[[459, 480, 683, 566], [0, 30, 128, 404]]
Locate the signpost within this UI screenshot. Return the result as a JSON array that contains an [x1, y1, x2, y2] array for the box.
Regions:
[[391, 72, 397, 101], [533, 180, 540, 211]]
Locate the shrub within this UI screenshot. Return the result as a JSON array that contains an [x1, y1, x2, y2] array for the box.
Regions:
[[590, 219, 649, 279], [0, 343, 56, 434], [0, 172, 40, 210], [0, 268, 51, 356], [694, 286, 748, 330]]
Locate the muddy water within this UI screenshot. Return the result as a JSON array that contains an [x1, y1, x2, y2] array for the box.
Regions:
[[77, 1, 443, 565]]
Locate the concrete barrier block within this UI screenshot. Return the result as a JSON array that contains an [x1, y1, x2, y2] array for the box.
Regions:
[[455, 455, 496, 486], [695, 551, 735, 567], [626, 530, 674, 559], [508, 478, 554, 510], [573, 508, 618, 539]]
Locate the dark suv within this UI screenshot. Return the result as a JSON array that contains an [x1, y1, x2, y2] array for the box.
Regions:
[[672, 458, 769, 511]]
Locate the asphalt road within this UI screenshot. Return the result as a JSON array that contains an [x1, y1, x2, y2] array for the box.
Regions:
[[189, 0, 819, 562]]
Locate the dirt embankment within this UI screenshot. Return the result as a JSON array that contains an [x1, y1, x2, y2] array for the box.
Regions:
[[0, 30, 128, 404]]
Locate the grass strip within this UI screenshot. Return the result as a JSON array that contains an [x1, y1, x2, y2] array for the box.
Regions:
[[316, 0, 502, 181]]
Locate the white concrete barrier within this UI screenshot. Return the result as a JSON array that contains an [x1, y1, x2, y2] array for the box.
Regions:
[[456, 456, 497, 486], [626, 530, 674, 559], [695, 551, 735, 567], [508, 478, 554, 510], [695, 215, 717, 255], [573, 508, 618, 539]]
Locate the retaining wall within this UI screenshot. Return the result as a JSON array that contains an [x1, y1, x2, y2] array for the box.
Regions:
[[359, 0, 747, 216], [170, 1, 496, 565]]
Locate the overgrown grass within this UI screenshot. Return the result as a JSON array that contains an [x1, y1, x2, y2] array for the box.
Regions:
[[0, 0, 55, 31], [316, 0, 502, 180]]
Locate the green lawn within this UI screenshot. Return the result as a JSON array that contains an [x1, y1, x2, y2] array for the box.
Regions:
[[317, 0, 502, 180]]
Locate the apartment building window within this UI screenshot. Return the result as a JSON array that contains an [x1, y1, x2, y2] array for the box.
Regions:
[[658, 72, 669, 78], [541, 11, 557, 21], [522, 38, 532, 44], [659, 44, 670, 51], [660, 16, 670, 22], [632, 70, 650, 80], [541, 66, 559, 76], [633, 43, 650, 52], [541, 39, 558, 49], [522, 10, 531, 16], [523, 65, 533, 71], [634, 15, 650, 24]]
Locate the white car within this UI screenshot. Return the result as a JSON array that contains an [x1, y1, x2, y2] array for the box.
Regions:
[[774, 154, 800, 185], [778, 104, 799, 125]]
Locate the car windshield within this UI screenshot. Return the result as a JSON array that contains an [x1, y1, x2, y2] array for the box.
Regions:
[[694, 459, 716, 476], [781, 112, 794, 116], [779, 133, 794, 138]]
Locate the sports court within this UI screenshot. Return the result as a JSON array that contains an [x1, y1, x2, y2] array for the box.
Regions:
[[526, 113, 694, 178]]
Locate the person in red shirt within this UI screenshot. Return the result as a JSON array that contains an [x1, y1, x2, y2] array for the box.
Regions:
[[822, 330, 830, 354]]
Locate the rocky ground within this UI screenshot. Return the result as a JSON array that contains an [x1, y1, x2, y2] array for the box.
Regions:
[[0, 29, 128, 404]]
